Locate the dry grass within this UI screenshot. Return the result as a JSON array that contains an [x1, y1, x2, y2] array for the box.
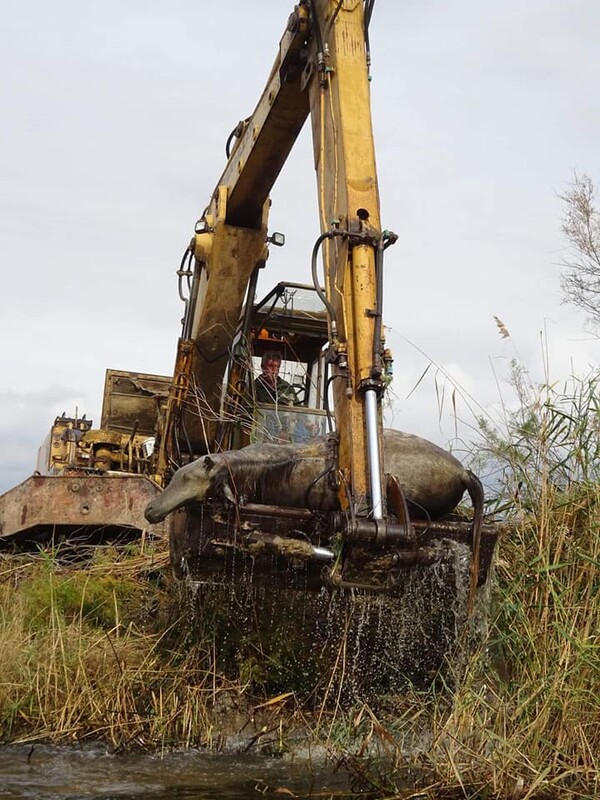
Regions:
[[0, 541, 231, 748], [0, 540, 328, 751]]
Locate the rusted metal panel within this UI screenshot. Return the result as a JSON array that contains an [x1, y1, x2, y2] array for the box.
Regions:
[[100, 369, 171, 436], [0, 474, 168, 541]]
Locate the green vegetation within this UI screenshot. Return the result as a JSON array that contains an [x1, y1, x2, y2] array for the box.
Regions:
[[1, 370, 599, 798]]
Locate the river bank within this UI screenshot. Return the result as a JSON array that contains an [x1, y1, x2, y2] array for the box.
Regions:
[[2, 473, 599, 800], [2, 373, 600, 800]]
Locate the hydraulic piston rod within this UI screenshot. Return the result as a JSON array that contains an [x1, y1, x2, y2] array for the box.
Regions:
[[365, 388, 383, 519]]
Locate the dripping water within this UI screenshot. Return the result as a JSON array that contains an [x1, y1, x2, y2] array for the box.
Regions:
[[176, 536, 490, 704]]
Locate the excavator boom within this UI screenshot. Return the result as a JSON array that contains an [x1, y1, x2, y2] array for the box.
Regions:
[[160, 1, 389, 518]]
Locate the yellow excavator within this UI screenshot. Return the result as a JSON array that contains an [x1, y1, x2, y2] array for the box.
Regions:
[[0, 2, 497, 604]]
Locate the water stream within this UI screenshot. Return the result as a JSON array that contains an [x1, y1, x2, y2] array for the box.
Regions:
[[0, 743, 353, 800]]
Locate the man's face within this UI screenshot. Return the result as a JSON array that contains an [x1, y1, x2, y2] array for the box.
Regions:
[[262, 357, 281, 386]]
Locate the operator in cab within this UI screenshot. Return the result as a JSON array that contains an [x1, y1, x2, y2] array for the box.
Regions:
[[254, 350, 308, 443], [254, 351, 298, 406]]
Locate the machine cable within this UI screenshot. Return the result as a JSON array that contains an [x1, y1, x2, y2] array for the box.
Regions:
[[323, 0, 345, 46], [323, 372, 347, 433], [363, 0, 375, 76], [371, 230, 398, 380], [225, 118, 249, 159], [304, 466, 333, 508], [310, 229, 347, 339], [176, 246, 194, 338]]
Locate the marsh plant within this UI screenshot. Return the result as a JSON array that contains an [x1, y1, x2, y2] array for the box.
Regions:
[[332, 367, 600, 798], [478, 362, 600, 509]]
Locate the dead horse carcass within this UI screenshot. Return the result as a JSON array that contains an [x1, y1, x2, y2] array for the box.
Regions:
[[145, 429, 483, 527]]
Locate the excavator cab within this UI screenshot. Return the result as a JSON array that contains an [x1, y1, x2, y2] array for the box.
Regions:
[[218, 282, 330, 451]]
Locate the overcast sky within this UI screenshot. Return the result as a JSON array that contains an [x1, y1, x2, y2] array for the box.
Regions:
[[1, 0, 598, 493]]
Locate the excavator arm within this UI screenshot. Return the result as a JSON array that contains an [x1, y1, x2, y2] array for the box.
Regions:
[[306, 0, 389, 515], [159, 1, 390, 520]]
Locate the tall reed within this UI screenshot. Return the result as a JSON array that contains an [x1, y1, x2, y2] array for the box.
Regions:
[[333, 370, 600, 798]]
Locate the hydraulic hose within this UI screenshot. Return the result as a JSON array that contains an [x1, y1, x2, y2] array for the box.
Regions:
[[372, 230, 398, 377], [311, 230, 345, 339], [177, 246, 194, 339]]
